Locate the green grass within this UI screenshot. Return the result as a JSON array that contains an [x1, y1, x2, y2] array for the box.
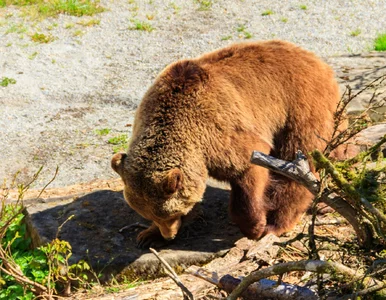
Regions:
[[108, 134, 128, 145], [374, 33, 386, 51], [29, 51, 38, 59], [31, 32, 55, 43], [221, 35, 232, 41], [280, 17, 288, 23], [350, 29, 361, 37], [5, 23, 27, 34], [299, 4, 307, 10], [0, 0, 104, 19], [261, 9, 274, 16], [169, 2, 180, 14], [129, 19, 154, 32], [77, 18, 100, 26], [108, 134, 128, 153], [236, 24, 253, 39], [95, 128, 111, 136], [195, 0, 212, 11], [0, 77, 16, 87]]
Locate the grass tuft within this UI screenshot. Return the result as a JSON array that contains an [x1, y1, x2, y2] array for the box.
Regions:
[[350, 29, 361, 37], [1, 77, 16, 87], [236, 24, 253, 39], [374, 33, 386, 51], [195, 0, 212, 11], [77, 18, 100, 26], [261, 9, 274, 16], [0, 0, 104, 19], [129, 19, 154, 32], [31, 32, 55, 43]]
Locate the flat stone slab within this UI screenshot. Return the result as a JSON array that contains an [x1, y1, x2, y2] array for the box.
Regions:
[[327, 52, 386, 119], [24, 181, 242, 281]]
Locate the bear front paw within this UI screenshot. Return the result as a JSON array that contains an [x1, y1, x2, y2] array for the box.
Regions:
[[136, 224, 170, 249]]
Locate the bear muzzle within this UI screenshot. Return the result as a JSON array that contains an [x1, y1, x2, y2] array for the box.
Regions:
[[156, 217, 182, 240]]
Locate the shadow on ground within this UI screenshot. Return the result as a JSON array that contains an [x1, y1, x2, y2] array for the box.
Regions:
[[25, 184, 242, 281]]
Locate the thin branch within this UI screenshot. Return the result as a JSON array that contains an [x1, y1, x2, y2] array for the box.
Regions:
[[149, 248, 194, 300], [336, 281, 386, 300], [35, 166, 59, 201], [119, 222, 149, 233], [312, 149, 386, 227]]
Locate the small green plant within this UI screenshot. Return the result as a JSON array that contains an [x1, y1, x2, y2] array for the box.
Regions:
[[29, 52, 38, 60], [374, 33, 386, 51], [73, 29, 84, 36], [299, 4, 307, 10], [5, 23, 27, 34], [77, 18, 100, 26], [129, 19, 154, 32], [221, 35, 232, 41], [236, 24, 253, 39], [350, 29, 361, 37], [280, 17, 288, 23], [95, 128, 111, 136], [195, 0, 212, 11], [169, 2, 180, 14], [0, 169, 93, 299], [261, 9, 274, 16], [108, 134, 128, 153], [0, 77, 16, 87], [108, 134, 128, 145], [31, 32, 55, 43], [65, 23, 75, 29]]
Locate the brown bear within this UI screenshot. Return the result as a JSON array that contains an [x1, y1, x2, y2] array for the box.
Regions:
[[112, 40, 339, 248]]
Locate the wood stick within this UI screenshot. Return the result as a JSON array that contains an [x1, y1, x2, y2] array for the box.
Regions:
[[149, 247, 194, 300]]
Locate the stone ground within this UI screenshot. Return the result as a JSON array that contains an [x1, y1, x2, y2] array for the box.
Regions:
[[1, 0, 386, 189]]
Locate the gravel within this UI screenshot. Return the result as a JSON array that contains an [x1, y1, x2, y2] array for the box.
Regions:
[[0, 0, 385, 188]]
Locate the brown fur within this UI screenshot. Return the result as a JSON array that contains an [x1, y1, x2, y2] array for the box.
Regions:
[[112, 40, 339, 247]]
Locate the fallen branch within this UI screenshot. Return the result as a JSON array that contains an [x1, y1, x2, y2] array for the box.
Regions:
[[226, 259, 364, 300], [187, 266, 318, 300], [251, 150, 319, 194], [149, 247, 194, 300]]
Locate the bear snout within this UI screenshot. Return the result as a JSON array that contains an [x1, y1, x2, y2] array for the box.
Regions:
[[156, 217, 182, 240]]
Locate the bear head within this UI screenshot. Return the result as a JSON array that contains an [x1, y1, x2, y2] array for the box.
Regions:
[[111, 152, 207, 240]]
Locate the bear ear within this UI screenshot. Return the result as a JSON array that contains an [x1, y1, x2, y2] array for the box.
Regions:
[[163, 169, 183, 195], [166, 60, 208, 93], [111, 153, 127, 176]]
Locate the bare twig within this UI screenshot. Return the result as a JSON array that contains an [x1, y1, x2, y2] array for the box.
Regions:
[[326, 74, 386, 154], [119, 222, 149, 233], [35, 166, 59, 201], [149, 248, 194, 300]]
